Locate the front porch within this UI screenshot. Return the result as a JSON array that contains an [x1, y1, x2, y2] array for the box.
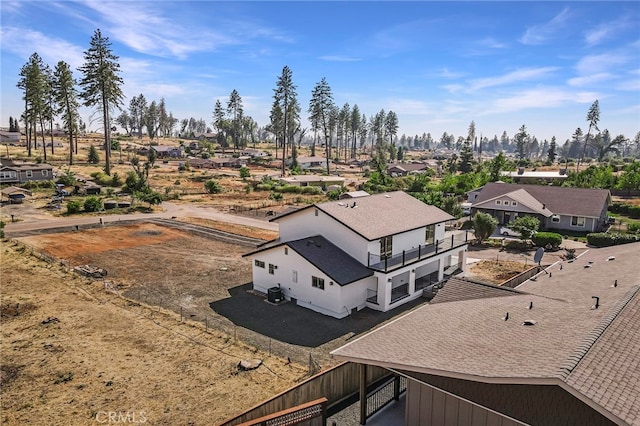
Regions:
[[365, 242, 467, 312]]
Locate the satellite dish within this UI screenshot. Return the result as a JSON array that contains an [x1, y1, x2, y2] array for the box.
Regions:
[[533, 247, 544, 264]]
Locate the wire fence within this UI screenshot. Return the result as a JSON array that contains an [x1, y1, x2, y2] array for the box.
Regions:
[[10, 239, 330, 372]]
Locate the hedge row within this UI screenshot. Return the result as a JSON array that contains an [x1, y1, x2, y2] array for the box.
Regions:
[[609, 202, 640, 219], [531, 232, 563, 248], [586, 232, 640, 247]]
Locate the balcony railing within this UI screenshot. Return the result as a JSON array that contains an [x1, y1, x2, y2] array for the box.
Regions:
[[366, 289, 378, 305], [366, 375, 407, 419], [368, 231, 468, 273]]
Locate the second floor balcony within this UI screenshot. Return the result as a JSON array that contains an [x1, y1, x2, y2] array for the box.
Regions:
[[368, 231, 468, 273]]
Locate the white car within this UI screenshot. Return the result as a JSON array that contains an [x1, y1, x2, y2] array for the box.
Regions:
[[500, 226, 521, 237]]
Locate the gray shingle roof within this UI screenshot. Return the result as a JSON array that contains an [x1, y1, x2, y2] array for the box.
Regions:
[[471, 182, 610, 218], [314, 191, 454, 240], [287, 236, 373, 286], [332, 242, 640, 424]]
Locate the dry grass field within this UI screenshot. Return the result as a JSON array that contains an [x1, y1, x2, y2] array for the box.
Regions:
[[467, 260, 531, 284], [1, 239, 307, 425]]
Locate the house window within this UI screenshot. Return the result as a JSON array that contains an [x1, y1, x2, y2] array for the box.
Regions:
[[380, 236, 393, 259], [26, 170, 33, 178], [268, 264, 276, 274], [42, 170, 48, 177], [511, 201, 517, 206], [292, 270, 298, 283], [254, 260, 265, 268], [1, 171, 17, 179], [312, 276, 325, 290], [284, 247, 288, 255], [571, 216, 585, 227], [496, 200, 502, 205], [425, 225, 435, 245], [552, 215, 560, 223], [314, 209, 318, 216]]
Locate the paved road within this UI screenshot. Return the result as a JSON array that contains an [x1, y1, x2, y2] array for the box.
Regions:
[[3, 201, 279, 236]]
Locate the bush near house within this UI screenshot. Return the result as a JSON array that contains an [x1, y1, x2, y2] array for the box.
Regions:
[[532, 232, 563, 248], [66, 200, 82, 214], [83, 196, 103, 212], [586, 232, 639, 247]]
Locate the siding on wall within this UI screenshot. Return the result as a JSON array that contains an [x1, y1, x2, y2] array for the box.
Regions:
[[406, 379, 524, 426], [403, 372, 616, 426]]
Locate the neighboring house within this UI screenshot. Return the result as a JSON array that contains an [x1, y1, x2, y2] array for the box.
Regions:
[[244, 191, 468, 319], [152, 145, 184, 158], [277, 175, 346, 188], [386, 162, 430, 177], [286, 156, 330, 170], [332, 242, 640, 426], [471, 182, 610, 232], [0, 159, 54, 184], [240, 148, 270, 159], [0, 131, 21, 145], [193, 132, 217, 140]]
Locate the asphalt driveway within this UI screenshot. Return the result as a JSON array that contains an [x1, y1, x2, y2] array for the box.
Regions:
[[209, 283, 426, 348]]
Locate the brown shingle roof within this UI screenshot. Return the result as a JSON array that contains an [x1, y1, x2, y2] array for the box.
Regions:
[[332, 242, 640, 424], [314, 191, 454, 240], [472, 182, 610, 218], [430, 277, 524, 304]]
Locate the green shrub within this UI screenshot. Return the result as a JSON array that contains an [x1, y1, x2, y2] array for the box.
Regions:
[[111, 172, 122, 187], [90, 171, 113, 186], [532, 232, 563, 248], [300, 186, 322, 195], [66, 200, 82, 214], [277, 185, 302, 194], [629, 206, 640, 219], [204, 179, 222, 194], [586, 232, 639, 247], [627, 223, 640, 234], [269, 192, 283, 201], [83, 196, 103, 212]]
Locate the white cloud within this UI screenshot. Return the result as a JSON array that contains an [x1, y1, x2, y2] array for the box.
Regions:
[[487, 87, 600, 114], [0, 26, 85, 68], [319, 55, 362, 62], [520, 7, 571, 45], [575, 53, 630, 75], [585, 17, 633, 46], [568, 73, 614, 87], [439, 68, 465, 79], [468, 67, 559, 91]]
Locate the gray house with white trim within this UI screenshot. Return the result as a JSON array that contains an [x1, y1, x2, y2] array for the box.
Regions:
[[470, 182, 611, 233]]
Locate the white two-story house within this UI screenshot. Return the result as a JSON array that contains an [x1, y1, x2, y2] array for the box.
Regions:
[[244, 191, 469, 319]]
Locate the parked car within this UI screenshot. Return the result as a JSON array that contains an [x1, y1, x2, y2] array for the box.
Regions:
[[500, 226, 521, 237]]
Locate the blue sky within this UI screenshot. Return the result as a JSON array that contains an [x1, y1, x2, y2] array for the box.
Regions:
[[1, 1, 639, 143]]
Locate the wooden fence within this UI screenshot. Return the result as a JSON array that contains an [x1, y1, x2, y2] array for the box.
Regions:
[[220, 362, 389, 426], [499, 265, 544, 288]]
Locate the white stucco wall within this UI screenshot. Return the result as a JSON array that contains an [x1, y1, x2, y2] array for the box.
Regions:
[[278, 209, 370, 264], [251, 244, 376, 319]]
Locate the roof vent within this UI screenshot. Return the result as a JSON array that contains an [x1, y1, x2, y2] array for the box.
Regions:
[[522, 320, 537, 326], [502, 312, 509, 321], [528, 301, 533, 310], [612, 279, 618, 288], [337, 202, 345, 206], [591, 296, 600, 310], [607, 256, 615, 261], [384, 195, 391, 198], [350, 202, 357, 208]]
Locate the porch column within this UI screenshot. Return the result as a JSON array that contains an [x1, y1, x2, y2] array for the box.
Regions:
[[457, 248, 467, 271], [409, 269, 416, 295], [360, 363, 367, 425], [437, 258, 445, 281]]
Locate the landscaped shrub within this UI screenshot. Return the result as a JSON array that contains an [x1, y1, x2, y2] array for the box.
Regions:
[[586, 232, 639, 247], [277, 185, 303, 194], [66, 200, 82, 214], [532, 232, 563, 248], [629, 206, 640, 219], [627, 223, 640, 234], [83, 196, 103, 212], [204, 179, 222, 194], [300, 186, 322, 195]]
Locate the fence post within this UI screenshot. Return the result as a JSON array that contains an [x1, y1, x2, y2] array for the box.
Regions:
[[205, 318, 208, 332]]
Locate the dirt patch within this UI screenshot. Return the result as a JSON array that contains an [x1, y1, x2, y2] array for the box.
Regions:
[[1, 240, 306, 425], [1, 301, 38, 323], [467, 260, 531, 285]]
